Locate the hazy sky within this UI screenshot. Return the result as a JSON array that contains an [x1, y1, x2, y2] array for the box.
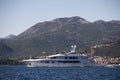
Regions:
[[0, 0, 120, 37]]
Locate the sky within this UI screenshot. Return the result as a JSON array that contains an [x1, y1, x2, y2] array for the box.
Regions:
[[0, 0, 120, 38]]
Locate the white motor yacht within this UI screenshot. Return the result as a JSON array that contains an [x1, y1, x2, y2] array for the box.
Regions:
[[22, 45, 95, 67]]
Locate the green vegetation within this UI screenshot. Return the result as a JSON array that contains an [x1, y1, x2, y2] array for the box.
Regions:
[[95, 41, 120, 57], [0, 59, 23, 65]]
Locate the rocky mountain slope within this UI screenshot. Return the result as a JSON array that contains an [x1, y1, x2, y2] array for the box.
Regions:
[[1, 16, 120, 59], [0, 42, 13, 57]]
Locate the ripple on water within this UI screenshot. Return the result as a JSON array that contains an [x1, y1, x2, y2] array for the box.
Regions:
[[0, 66, 120, 80]]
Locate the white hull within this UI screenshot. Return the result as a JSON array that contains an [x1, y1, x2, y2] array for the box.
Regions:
[[25, 61, 95, 67]]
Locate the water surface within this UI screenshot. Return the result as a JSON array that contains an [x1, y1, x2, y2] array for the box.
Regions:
[[0, 65, 120, 80]]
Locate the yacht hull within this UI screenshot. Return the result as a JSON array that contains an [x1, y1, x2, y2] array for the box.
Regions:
[[25, 61, 95, 67]]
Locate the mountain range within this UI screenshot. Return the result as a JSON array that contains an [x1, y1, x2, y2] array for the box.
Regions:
[[0, 16, 120, 59]]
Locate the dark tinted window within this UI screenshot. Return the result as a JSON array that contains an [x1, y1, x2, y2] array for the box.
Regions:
[[65, 57, 67, 59]]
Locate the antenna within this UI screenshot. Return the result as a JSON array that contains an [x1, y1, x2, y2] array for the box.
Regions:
[[30, 56, 32, 59], [71, 45, 76, 52]]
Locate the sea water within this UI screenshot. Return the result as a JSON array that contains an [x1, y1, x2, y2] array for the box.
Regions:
[[0, 65, 120, 80]]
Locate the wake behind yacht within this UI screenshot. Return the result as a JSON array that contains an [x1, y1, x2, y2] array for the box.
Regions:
[[22, 45, 95, 67]]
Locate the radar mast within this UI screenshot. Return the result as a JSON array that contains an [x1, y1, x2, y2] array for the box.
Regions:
[[71, 45, 76, 52]]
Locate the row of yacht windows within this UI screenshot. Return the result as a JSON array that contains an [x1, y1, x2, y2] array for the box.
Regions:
[[50, 56, 78, 59], [40, 61, 80, 63], [58, 61, 80, 63], [67, 57, 78, 59], [40, 61, 54, 63]]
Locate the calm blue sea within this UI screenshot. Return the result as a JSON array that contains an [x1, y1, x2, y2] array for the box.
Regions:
[[0, 65, 120, 80]]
